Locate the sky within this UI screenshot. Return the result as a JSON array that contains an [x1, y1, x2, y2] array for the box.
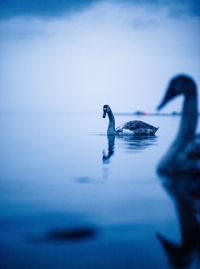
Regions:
[[0, 0, 200, 113]]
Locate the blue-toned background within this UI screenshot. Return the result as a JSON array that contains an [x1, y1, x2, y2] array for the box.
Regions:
[[0, 1, 199, 269]]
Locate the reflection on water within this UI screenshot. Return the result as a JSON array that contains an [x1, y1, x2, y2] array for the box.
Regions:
[[119, 134, 158, 153], [102, 134, 158, 164], [102, 135, 115, 164], [157, 175, 200, 269]]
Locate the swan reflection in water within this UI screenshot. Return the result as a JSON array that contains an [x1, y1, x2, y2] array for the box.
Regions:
[[102, 134, 157, 164], [157, 175, 200, 269], [102, 135, 115, 164], [119, 134, 158, 153]]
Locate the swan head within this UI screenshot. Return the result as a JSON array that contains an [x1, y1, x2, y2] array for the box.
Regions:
[[103, 104, 111, 118], [157, 75, 197, 110]]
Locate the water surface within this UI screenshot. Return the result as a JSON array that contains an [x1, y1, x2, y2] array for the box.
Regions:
[[0, 113, 199, 269]]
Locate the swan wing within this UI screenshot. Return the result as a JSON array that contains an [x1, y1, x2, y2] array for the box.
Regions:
[[116, 121, 158, 135], [115, 122, 136, 132], [123, 120, 158, 131]]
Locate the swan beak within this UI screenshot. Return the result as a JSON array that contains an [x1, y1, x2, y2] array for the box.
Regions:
[[157, 87, 176, 110], [103, 111, 106, 118], [157, 98, 168, 110]]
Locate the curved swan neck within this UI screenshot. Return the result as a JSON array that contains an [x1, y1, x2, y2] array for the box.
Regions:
[[158, 89, 198, 175], [107, 109, 116, 135], [176, 91, 198, 143]]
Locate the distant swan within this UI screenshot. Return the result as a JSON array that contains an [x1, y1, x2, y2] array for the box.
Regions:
[[157, 74, 200, 176], [103, 104, 159, 136]]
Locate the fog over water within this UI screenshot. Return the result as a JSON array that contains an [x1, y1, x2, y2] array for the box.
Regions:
[[0, 0, 200, 114]]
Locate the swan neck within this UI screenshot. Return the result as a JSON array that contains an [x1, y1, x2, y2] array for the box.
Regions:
[[176, 92, 198, 143], [107, 110, 116, 135], [157, 88, 198, 175]]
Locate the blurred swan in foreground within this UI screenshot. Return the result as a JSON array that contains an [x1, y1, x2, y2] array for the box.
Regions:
[[157, 75, 200, 176], [103, 104, 159, 136]]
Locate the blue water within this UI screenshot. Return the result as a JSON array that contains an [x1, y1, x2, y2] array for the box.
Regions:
[[0, 113, 199, 269]]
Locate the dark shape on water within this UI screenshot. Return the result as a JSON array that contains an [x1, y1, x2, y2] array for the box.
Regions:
[[27, 227, 97, 243], [157, 74, 200, 176], [103, 104, 159, 136], [74, 176, 94, 183], [46, 227, 97, 241]]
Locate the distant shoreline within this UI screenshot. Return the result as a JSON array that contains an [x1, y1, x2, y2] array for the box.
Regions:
[[0, 110, 199, 117], [115, 112, 200, 117]]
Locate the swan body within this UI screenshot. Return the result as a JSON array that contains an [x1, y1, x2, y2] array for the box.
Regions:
[[157, 74, 200, 176], [103, 105, 159, 136]]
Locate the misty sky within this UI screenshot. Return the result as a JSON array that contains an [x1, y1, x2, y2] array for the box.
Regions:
[[0, 0, 200, 113]]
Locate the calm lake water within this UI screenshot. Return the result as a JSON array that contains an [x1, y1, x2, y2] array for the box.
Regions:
[[0, 112, 199, 269]]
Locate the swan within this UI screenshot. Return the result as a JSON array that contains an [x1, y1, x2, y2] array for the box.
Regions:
[[157, 74, 200, 176], [102, 104, 159, 136]]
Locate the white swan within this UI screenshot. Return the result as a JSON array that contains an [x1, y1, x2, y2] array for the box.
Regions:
[[103, 104, 159, 136], [157, 74, 200, 176]]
